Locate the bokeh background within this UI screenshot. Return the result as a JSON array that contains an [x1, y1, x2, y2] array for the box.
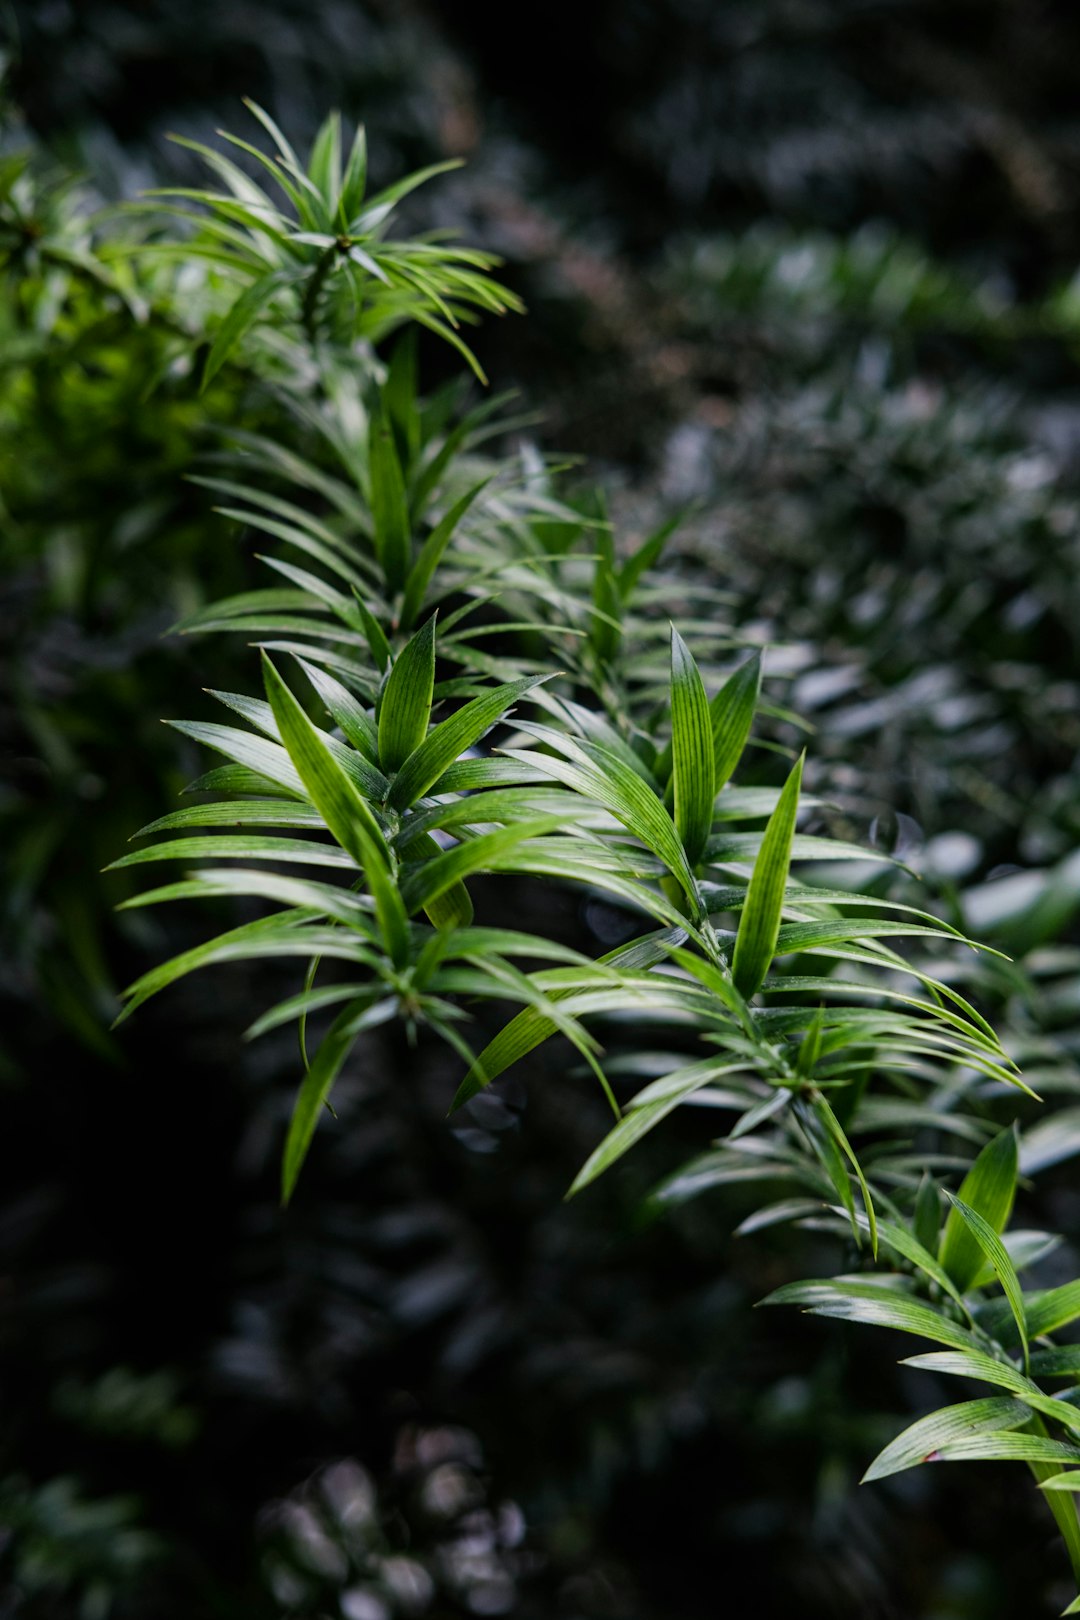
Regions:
[[4, 2, 1080, 1615]]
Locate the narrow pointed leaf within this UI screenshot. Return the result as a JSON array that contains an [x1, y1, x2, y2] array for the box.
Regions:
[[939, 1126, 1018, 1292], [296, 658, 379, 763], [947, 1194, 1029, 1369], [731, 752, 804, 997], [369, 410, 411, 593], [814, 1092, 877, 1257], [203, 269, 293, 389], [590, 527, 622, 666], [670, 627, 714, 865], [378, 615, 436, 771], [763, 1279, 981, 1351], [340, 122, 368, 223], [453, 929, 686, 1108], [351, 593, 392, 674], [282, 1005, 393, 1205], [862, 1398, 1032, 1482], [401, 476, 494, 629], [307, 111, 342, 206], [400, 818, 566, 915], [712, 652, 762, 789], [901, 1351, 1037, 1395], [569, 1061, 732, 1196], [504, 734, 700, 909], [387, 676, 548, 811], [262, 655, 409, 965], [618, 512, 683, 600], [932, 1433, 1080, 1467]]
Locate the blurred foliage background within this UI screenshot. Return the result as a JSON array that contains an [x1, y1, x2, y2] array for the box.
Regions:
[[4, 1, 1080, 1615]]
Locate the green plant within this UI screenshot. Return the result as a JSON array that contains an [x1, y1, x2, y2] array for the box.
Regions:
[[107, 108, 1080, 1610]]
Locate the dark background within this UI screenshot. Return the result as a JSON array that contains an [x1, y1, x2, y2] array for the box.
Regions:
[[4, 3, 1080, 1616]]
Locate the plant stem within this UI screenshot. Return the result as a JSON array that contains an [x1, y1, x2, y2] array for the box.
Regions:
[[301, 245, 338, 346]]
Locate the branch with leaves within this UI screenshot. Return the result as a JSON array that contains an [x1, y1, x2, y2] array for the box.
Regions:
[[105, 105, 1080, 1611]]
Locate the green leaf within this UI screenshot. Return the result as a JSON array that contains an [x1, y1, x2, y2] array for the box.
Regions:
[[399, 818, 566, 915], [901, 1351, 1037, 1396], [947, 1194, 1029, 1369], [568, 1060, 736, 1196], [862, 1398, 1032, 1482], [763, 1279, 981, 1351], [203, 269, 293, 389], [131, 800, 324, 837], [914, 1173, 942, 1255], [118, 869, 376, 932], [307, 111, 342, 206], [1031, 1349, 1080, 1380], [877, 1229, 968, 1313], [384, 331, 419, 460], [409, 833, 475, 930], [339, 122, 368, 224], [931, 1433, 1080, 1467], [262, 654, 409, 966], [452, 929, 686, 1108], [282, 998, 395, 1205], [351, 593, 393, 674], [107, 835, 352, 872], [670, 627, 715, 866], [731, 752, 804, 997], [242, 99, 301, 168], [114, 917, 364, 1025], [378, 615, 436, 772], [351, 159, 463, 229], [401, 476, 494, 630], [1029, 1283, 1080, 1338], [295, 658, 380, 763], [711, 652, 762, 790], [618, 512, 683, 600], [369, 409, 412, 593], [813, 1093, 877, 1257], [590, 525, 622, 667], [939, 1125, 1018, 1293], [166, 720, 304, 798], [505, 729, 701, 910], [388, 677, 549, 811]]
